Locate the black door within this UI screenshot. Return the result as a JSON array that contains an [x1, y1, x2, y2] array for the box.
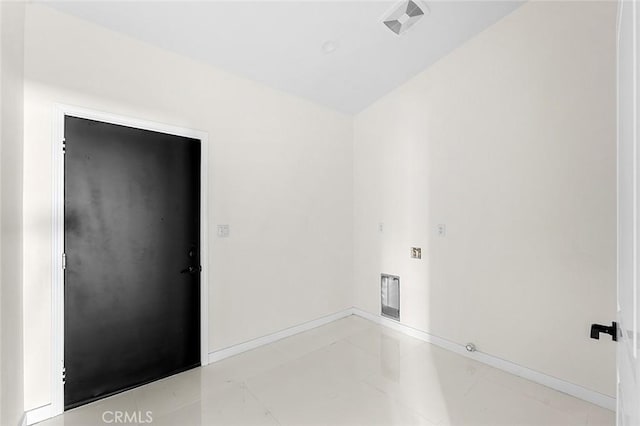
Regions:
[[64, 116, 201, 409]]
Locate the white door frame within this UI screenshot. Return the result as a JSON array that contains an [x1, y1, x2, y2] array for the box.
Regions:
[[617, 1, 640, 424], [50, 104, 210, 417]]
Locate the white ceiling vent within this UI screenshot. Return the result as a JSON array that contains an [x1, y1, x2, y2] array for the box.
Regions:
[[382, 0, 429, 36]]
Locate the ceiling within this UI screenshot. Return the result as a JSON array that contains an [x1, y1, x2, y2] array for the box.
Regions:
[[42, 1, 524, 114]]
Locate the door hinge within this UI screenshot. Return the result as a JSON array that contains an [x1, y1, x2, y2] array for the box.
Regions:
[[62, 253, 67, 270], [62, 138, 66, 154], [62, 366, 66, 384]]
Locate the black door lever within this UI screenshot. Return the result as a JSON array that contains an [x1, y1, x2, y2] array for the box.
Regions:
[[180, 265, 202, 274], [590, 322, 617, 341]]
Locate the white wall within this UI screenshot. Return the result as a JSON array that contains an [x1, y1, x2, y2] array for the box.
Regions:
[[353, 1, 617, 397], [0, 1, 25, 425], [22, 4, 353, 410]]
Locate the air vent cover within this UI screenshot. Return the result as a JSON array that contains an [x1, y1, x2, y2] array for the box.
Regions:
[[381, 274, 400, 320], [382, 0, 429, 36]]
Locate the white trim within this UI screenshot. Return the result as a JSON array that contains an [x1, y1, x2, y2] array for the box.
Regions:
[[25, 404, 52, 426], [51, 105, 65, 417], [51, 104, 210, 418], [199, 121, 210, 368], [208, 309, 354, 363], [33, 306, 614, 425], [351, 308, 616, 412]]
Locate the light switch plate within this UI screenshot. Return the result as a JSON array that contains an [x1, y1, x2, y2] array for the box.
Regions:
[[217, 225, 230, 238]]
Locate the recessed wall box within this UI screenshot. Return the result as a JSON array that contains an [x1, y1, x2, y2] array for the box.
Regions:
[[381, 274, 400, 320]]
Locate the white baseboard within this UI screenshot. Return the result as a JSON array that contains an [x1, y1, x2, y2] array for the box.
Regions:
[[351, 308, 616, 411], [24, 306, 615, 425], [24, 404, 52, 426], [208, 308, 354, 363], [24, 309, 354, 425]]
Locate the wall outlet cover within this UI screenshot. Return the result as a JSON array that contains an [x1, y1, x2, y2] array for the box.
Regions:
[[217, 224, 230, 238]]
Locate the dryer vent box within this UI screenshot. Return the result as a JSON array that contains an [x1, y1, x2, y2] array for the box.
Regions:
[[381, 274, 400, 320]]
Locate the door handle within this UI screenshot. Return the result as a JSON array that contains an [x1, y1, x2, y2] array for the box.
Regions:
[[180, 265, 202, 274], [590, 321, 617, 341]]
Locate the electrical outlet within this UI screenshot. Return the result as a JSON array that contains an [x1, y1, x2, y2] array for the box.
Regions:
[[217, 225, 230, 238], [410, 247, 421, 259], [437, 224, 446, 237], [378, 222, 384, 233]]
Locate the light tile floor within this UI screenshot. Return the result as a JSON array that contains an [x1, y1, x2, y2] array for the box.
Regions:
[[38, 316, 615, 426]]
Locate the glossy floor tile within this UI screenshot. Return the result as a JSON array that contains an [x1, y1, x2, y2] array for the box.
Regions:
[[37, 315, 614, 426]]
